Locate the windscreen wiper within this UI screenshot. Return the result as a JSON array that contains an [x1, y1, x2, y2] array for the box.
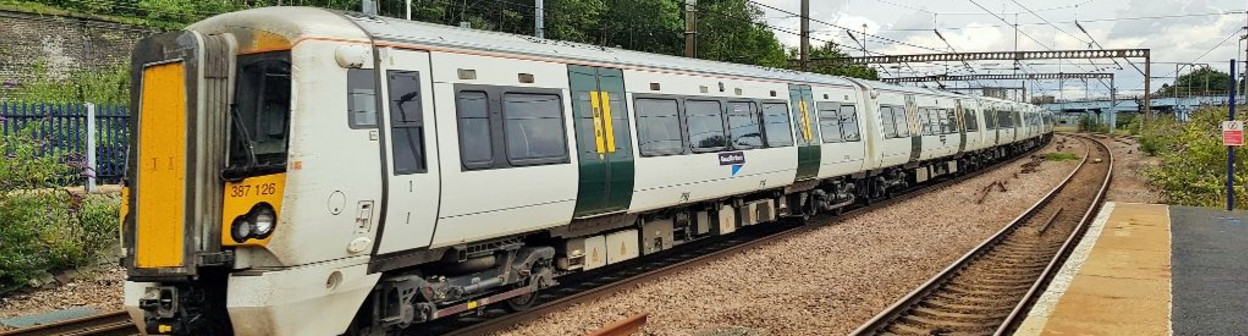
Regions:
[[223, 103, 260, 181]]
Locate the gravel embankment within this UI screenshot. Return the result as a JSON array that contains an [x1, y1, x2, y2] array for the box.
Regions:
[[496, 139, 1082, 336], [0, 266, 125, 330], [1098, 135, 1163, 204]]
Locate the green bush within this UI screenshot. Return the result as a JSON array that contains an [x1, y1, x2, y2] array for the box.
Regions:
[[1045, 152, 1080, 161], [1078, 114, 1110, 133], [1143, 107, 1248, 208], [0, 124, 120, 290]]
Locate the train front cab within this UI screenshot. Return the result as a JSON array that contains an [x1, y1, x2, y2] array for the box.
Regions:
[[121, 9, 392, 336]]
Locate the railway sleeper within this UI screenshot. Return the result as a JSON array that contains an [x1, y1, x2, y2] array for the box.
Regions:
[[895, 314, 999, 331], [922, 297, 1019, 311], [909, 306, 1009, 322], [944, 280, 1033, 293]]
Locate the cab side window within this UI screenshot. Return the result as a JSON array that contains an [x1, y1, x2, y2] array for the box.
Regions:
[[388, 70, 425, 174], [348, 69, 378, 128]]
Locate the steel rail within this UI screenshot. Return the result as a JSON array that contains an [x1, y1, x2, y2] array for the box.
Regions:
[[0, 310, 136, 336], [994, 134, 1113, 335], [848, 133, 1111, 336], [430, 140, 1051, 336]]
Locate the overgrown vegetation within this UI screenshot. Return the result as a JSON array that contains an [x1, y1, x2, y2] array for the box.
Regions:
[[1139, 107, 1248, 209], [0, 0, 876, 78], [10, 61, 131, 105], [0, 123, 120, 290], [1044, 152, 1079, 161], [1077, 114, 1110, 133]]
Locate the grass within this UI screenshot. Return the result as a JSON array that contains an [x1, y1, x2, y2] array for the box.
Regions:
[[1044, 152, 1080, 161]]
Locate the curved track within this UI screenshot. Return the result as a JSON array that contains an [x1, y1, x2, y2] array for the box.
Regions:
[[411, 141, 1051, 336], [850, 134, 1112, 336]]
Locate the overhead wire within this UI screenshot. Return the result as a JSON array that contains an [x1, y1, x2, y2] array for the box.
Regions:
[[882, 11, 1247, 31], [1006, 0, 1112, 91]]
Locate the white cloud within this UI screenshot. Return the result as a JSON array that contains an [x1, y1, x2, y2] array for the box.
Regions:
[[753, 0, 1248, 99]]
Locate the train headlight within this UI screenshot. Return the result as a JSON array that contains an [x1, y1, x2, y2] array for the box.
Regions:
[[231, 217, 254, 243], [251, 206, 276, 238], [230, 203, 277, 243]]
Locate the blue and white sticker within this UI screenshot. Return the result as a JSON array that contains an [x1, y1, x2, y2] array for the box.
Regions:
[[719, 152, 745, 176]]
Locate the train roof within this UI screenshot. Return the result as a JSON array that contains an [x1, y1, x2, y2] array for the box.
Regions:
[[191, 7, 1031, 106]]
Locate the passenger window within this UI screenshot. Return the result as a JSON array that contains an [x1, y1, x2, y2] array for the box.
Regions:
[[840, 106, 860, 142], [881, 106, 896, 138], [727, 102, 763, 150], [762, 103, 794, 148], [938, 108, 948, 133], [918, 108, 932, 135], [635, 98, 685, 156], [818, 104, 843, 143], [686, 100, 727, 152], [893, 107, 910, 137], [348, 69, 377, 128], [457, 91, 492, 168], [503, 93, 568, 164], [965, 109, 979, 132], [387, 70, 425, 174]]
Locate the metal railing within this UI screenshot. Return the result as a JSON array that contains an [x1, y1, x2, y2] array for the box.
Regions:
[[0, 102, 129, 188]]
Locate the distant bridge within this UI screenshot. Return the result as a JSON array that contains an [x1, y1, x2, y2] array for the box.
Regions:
[[1040, 95, 1241, 128], [1041, 95, 1243, 114]]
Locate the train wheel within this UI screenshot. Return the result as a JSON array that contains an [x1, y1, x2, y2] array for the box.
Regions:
[[504, 293, 538, 312], [504, 265, 554, 312]]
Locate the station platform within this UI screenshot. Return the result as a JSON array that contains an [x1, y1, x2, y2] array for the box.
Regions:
[[1015, 202, 1248, 336]]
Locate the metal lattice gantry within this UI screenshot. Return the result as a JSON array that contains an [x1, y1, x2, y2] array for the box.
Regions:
[[791, 48, 1152, 114], [798, 49, 1149, 65], [881, 72, 1114, 83]]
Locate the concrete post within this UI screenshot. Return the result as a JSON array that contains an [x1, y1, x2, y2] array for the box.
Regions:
[[535, 0, 545, 39], [685, 0, 697, 58], [85, 103, 97, 193], [799, 0, 809, 71]]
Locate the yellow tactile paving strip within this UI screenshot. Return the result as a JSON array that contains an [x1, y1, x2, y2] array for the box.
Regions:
[[1029, 203, 1172, 336]]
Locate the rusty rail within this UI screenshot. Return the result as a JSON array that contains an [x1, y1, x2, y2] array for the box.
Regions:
[[585, 314, 647, 336]]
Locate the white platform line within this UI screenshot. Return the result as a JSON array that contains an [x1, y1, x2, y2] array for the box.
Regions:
[[1013, 201, 1116, 335]]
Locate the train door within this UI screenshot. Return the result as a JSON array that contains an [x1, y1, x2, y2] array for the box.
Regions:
[[788, 84, 820, 180], [376, 48, 441, 254], [568, 65, 635, 217], [956, 100, 967, 154]]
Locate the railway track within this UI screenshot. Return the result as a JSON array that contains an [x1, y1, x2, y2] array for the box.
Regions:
[[0, 140, 1054, 336], [0, 311, 136, 336], [851, 134, 1112, 336], [413, 140, 1052, 336]]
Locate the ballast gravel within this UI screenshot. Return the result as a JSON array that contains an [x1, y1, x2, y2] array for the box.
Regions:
[[496, 139, 1081, 336]]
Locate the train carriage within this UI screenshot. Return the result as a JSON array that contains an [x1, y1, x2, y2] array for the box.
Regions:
[[119, 7, 1052, 336]]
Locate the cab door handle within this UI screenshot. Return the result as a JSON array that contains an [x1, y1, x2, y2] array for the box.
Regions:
[[356, 200, 374, 234]]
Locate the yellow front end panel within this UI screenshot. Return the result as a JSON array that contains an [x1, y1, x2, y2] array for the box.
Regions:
[[136, 62, 188, 269], [221, 173, 286, 247]]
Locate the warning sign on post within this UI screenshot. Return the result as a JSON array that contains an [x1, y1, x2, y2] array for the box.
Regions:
[[1224, 121, 1244, 147]]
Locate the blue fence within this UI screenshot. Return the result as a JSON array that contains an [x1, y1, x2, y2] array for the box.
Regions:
[[0, 103, 130, 185]]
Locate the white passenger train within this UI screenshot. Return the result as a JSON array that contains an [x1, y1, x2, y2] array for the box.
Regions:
[[119, 7, 1052, 336]]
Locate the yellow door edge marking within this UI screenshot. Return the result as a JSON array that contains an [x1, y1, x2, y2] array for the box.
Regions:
[[590, 91, 607, 154], [799, 100, 813, 141], [600, 91, 616, 153]]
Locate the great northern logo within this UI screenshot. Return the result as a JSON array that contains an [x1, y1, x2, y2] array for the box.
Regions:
[[719, 152, 746, 176]]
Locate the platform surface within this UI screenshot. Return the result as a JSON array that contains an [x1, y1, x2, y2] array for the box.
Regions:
[[1016, 202, 1248, 336]]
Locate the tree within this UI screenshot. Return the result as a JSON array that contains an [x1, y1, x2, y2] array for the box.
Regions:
[[790, 41, 879, 80], [1156, 67, 1232, 97]]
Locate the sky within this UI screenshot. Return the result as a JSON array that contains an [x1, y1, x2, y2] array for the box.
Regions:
[[753, 0, 1248, 100]]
